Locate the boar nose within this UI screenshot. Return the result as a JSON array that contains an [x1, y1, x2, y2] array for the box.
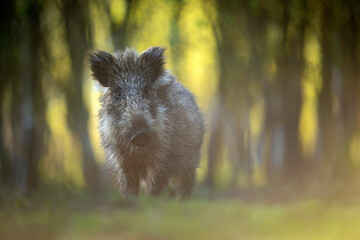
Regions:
[[131, 130, 151, 147]]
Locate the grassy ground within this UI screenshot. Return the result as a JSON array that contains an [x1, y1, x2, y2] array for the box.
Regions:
[[1, 192, 360, 240]]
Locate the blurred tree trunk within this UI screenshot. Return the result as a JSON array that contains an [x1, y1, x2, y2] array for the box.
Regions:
[[278, 0, 306, 181], [63, 0, 101, 192], [106, 0, 137, 49], [242, 0, 268, 187], [0, 108, 11, 189], [317, 1, 335, 174], [204, 98, 224, 189], [204, 0, 236, 189], [11, 0, 48, 193], [264, 83, 283, 182], [337, 4, 360, 177], [205, 0, 250, 189], [0, 0, 17, 190], [169, 0, 184, 77]]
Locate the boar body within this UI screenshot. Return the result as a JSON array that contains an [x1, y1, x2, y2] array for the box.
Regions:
[[90, 47, 204, 197]]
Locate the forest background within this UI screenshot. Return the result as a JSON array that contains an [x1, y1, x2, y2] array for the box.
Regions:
[[1, 0, 360, 239]]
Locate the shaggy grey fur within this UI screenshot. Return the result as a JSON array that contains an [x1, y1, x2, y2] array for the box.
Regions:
[[90, 47, 204, 198]]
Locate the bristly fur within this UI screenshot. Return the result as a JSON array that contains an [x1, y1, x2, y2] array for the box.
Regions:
[[89, 46, 204, 198], [89, 50, 115, 87], [139, 47, 166, 82]]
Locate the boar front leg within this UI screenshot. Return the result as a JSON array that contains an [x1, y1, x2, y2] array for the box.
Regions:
[[177, 167, 196, 199], [147, 172, 169, 196], [117, 168, 139, 196]]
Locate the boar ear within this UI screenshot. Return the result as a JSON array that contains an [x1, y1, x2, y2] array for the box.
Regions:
[[140, 47, 166, 81], [89, 51, 115, 87]]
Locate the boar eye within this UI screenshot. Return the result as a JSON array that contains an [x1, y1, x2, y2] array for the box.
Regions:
[[143, 87, 150, 97], [114, 90, 124, 101]]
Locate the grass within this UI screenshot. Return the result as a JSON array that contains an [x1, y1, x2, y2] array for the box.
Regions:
[[1, 192, 360, 240]]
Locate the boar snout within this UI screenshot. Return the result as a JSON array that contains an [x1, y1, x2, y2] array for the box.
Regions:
[[130, 116, 152, 146]]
